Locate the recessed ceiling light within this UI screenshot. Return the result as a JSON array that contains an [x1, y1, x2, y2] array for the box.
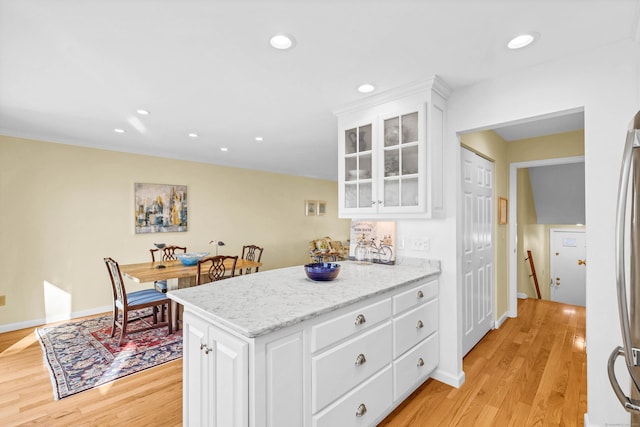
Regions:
[[270, 33, 295, 50], [188, 133, 199, 138], [220, 147, 229, 152], [114, 128, 125, 133], [507, 33, 536, 49], [255, 136, 263, 142], [136, 109, 150, 115], [358, 84, 375, 93]]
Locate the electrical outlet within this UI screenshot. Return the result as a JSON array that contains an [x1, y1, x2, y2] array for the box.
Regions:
[[0, 295, 5, 306], [407, 238, 430, 251]]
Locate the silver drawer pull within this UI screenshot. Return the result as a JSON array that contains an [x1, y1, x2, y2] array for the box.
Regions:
[[355, 403, 367, 417], [417, 290, 424, 298], [416, 320, 424, 329], [200, 343, 212, 354], [354, 314, 366, 325], [417, 357, 425, 367], [355, 353, 367, 366]]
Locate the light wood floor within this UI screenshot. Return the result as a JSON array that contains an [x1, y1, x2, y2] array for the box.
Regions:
[[0, 298, 585, 426]]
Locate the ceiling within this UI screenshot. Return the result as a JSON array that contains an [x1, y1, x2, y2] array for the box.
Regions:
[[1, 1, 638, 181]]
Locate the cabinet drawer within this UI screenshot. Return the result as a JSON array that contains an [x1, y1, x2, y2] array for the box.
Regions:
[[312, 322, 392, 413], [393, 298, 438, 358], [393, 332, 438, 401], [313, 366, 393, 427], [311, 298, 392, 353], [393, 279, 438, 315]]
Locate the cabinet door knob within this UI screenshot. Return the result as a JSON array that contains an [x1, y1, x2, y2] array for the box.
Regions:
[[417, 290, 424, 298], [200, 343, 213, 354], [355, 403, 367, 417], [417, 357, 425, 367], [355, 353, 367, 366], [354, 314, 366, 325], [416, 320, 424, 329]]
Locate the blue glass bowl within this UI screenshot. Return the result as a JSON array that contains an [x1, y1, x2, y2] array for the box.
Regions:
[[304, 263, 341, 281], [176, 252, 209, 266]]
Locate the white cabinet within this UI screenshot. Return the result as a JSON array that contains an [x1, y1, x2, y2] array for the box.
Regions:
[[181, 275, 439, 427], [183, 311, 249, 427], [335, 76, 449, 219]]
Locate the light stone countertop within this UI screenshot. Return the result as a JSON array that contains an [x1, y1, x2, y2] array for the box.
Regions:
[[167, 259, 440, 338]]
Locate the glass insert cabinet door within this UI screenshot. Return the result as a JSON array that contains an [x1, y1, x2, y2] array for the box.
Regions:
[[344, 123, 373, 209], [382, 110, 422, 208]]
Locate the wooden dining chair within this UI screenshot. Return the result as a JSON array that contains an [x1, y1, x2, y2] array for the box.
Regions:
[[239, 245, 263, 275], [196, 255, 238, 285], [149, 245, 187, 293], [104, 257, 173, 346]]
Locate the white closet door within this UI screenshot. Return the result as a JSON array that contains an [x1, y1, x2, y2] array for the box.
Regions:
[[461, 147, 495, 355]]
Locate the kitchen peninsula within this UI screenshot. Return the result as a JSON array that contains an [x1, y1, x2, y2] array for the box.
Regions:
[[168, 259, 441, 427]]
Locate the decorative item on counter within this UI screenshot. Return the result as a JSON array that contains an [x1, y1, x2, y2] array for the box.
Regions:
[[349, 220, 396, 265], [304, 262, 341, 281], [209, 240, 225, 256], [354, 239, 372, 265]]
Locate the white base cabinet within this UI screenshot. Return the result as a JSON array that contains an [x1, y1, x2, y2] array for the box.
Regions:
[[182, 277, 439, 427]]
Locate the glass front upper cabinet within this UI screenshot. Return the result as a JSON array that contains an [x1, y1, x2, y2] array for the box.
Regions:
[[344, 123, 374, 209], [382, 110, 421, 208]]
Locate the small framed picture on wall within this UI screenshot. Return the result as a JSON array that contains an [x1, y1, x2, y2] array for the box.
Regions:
[[305, 200, 317, 216]]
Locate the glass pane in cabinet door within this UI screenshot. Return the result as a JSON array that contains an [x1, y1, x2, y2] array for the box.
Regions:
[[401, 145, 419, 175], [384, 117, 399, 147], [401, 177, 419, 206], [359, 153, 372, 179], [385, 149, 400, 177], [345, 157, 357, 182], [401, 112, 418, 143], [359, 124, 372, 152], [384, 180, 399, 207], [345, 128, 357, 155], [358, 182, 372, 208], [345, 183, 357, 208]]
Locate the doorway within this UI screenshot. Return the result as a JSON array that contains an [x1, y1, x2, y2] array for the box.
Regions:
[[508, 156, 585, 316]]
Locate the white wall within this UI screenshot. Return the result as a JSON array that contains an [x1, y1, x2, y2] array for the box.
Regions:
[[444, 40, 640, 425]]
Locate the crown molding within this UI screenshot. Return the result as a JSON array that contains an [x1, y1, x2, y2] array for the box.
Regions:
[[333, 75, 451, 116]]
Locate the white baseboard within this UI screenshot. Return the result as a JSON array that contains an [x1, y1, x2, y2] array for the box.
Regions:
[[495, 311, 509, 329], [517, 292, 528, 299], [431, 368, 465, 388], [0, 305, 111, 333]]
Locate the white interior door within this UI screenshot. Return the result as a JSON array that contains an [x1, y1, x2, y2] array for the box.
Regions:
[[550, 229, 586, 306], [461, 147, 495, 356]]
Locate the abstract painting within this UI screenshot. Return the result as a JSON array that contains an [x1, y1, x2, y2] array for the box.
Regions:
[[135, 183, 187, 233]]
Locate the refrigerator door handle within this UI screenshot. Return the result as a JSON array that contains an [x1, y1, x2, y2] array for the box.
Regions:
[[609, 346, 640, 412]]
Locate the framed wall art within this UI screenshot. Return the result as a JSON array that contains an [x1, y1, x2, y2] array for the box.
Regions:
[[317, 200, 326, 216], [499, 197, 508, 225], [135, 183, 188, 233], [305, 200, 317, 216]]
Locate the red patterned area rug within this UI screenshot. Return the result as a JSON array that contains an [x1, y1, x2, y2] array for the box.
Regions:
[[36, 311, 182, 399]]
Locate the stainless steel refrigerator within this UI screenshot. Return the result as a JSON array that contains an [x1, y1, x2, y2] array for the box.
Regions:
[[609, 111, 640, 421]]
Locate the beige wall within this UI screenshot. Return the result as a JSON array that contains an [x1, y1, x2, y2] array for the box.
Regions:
[[459, 130, 510, 319], [0, 135, 350, 328]]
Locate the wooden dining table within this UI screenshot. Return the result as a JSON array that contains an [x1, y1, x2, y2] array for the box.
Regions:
[[120, 258, 262, 289], [120, 258, 262, 330]]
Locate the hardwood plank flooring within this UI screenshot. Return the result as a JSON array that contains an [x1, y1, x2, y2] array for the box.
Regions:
[[379, 298, 587, 426], [0, 298, 585, 426]]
